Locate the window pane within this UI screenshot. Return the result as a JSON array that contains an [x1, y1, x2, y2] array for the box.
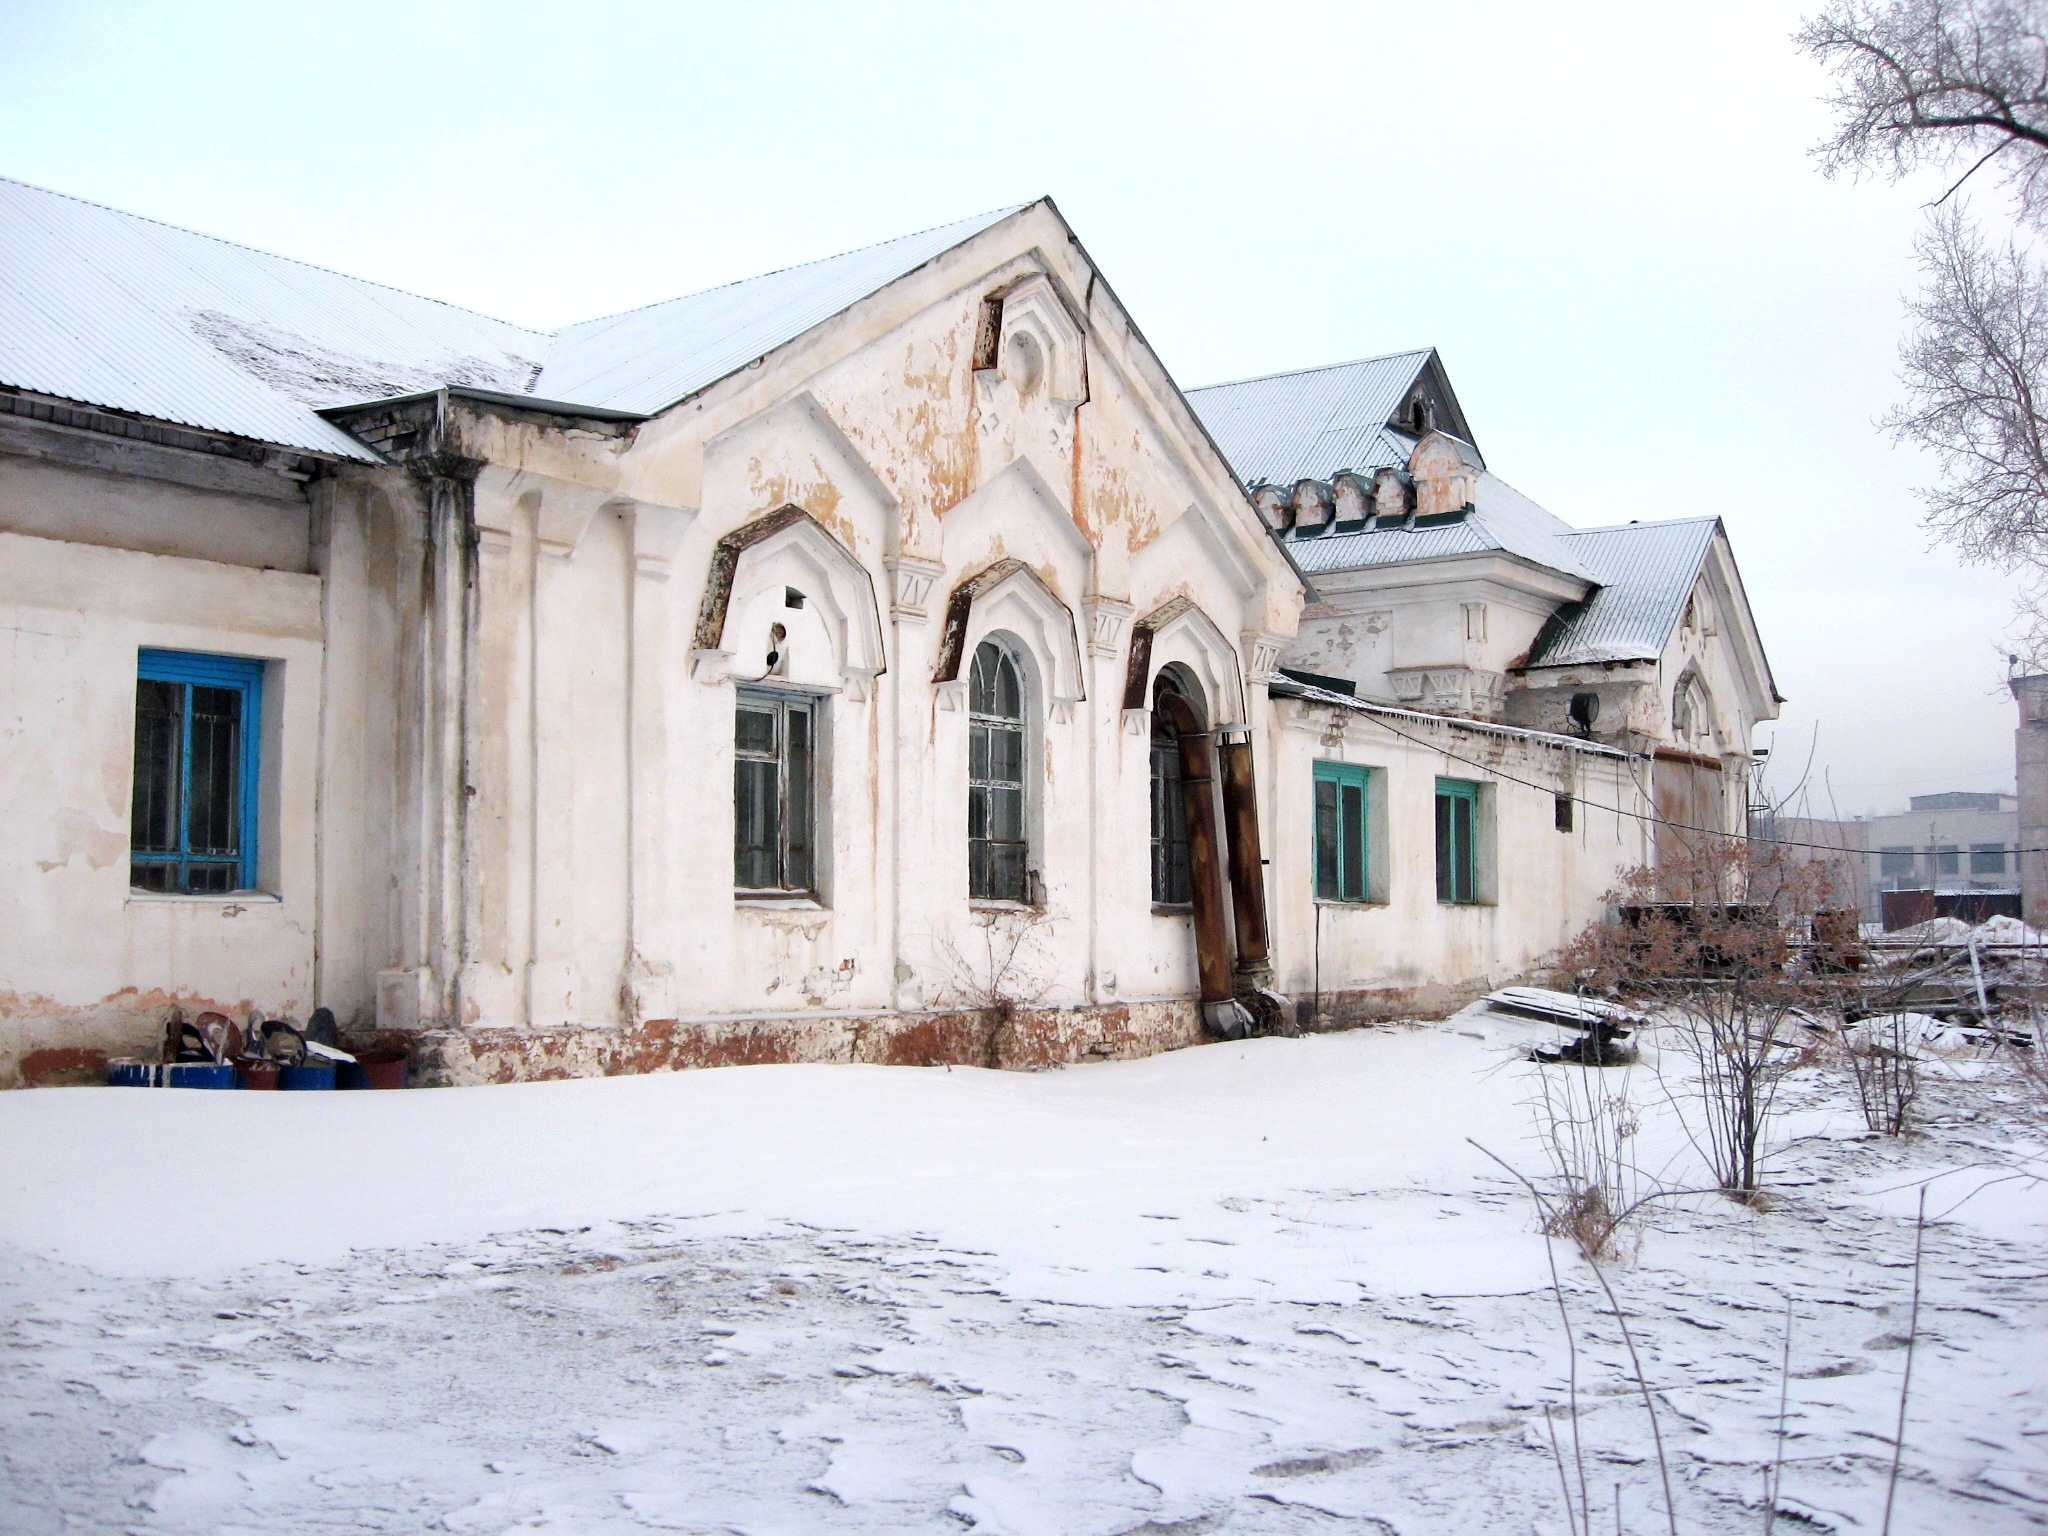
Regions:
[[734, 758, 779, 888], [1972, 843, 2008, 875], [1152, 736, 1190, 905], [1934, 845, 1960, 876], [972, 838, 1027, 902], [785, 703, 814, 891], [1454, 795, 1475, 903], [985, 784, 1023, 841], [994, 652, 1021, 720], [736, 706, 776, 757], [1316, 778, 1340, 900], [186, 861, 237, 895], [1436, 792, 1453, 902], [131, 679, 182, 857], [970, 642, 1000, 715], [1340, 783, 1366, 902], [986, 724, 1023, 785], [130, 860, 175, 893], [186, 685, 242, 860]]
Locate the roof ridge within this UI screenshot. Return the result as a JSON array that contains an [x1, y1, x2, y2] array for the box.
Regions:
[[557, 201, 1034, 334], [0, 173, 551, 340], [1563, 516, 1722, 535], [1186, 347, 1435, 394]]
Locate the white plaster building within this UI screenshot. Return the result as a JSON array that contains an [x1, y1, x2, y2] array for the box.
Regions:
[[0, 179, 1777, 1086]]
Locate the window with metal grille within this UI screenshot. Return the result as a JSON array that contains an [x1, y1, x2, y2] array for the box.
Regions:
[[968, 640, 1029, 902], [1435, 777, 1481, 905], [1314, 761, 1373, 903], [1972, 843, 2009, 875], [1150, 677, 1192, 906], [734, 688, 816, 894], [130, 649, 263, 894]]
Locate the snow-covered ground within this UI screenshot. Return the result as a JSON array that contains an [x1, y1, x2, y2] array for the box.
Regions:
[[4, 1014, 2045, 1535]]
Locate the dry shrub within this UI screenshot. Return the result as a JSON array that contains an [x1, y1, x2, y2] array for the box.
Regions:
[[1559, 838, 1838, 1202], [1530, 1059, 1644, 1263]]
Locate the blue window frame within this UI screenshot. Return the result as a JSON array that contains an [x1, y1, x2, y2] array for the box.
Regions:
[[131, 649, 263, 893], [1435, 777, 1480, 904], [1313, 761, 1374, 903]]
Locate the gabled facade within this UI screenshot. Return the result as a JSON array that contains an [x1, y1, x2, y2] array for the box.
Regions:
[[1185, 352, 1780, 1015], [0, 183, 1778, 1086]]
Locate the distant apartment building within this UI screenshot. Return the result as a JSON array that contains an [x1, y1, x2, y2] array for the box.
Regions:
[[1756, 792, 2018, 926], [1862, 792, 2018, 922]]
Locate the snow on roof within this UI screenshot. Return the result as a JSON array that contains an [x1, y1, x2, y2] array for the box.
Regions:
[[1525, 517, 1722, 667], [533, 206, 1022, 415], [1183, 350, 1440, 488], [1284, 471, 1602, 585], [0, 176, 548, 460], [0, 174, 1023, 459]]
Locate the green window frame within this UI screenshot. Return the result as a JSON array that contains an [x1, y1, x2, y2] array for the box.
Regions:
[[1313, 761, 1373, 903], [1435, 777, 1480, 905]]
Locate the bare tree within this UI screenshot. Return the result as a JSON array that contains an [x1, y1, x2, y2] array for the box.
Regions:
[[1801, 2, 2048, 651], [1801, 1, 2048, 218], [1892, 207, 2048, 568]]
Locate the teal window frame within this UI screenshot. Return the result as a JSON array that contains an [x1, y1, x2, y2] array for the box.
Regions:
[[1313, 761, 1374, 903], [131, 648, 264, 893], [1435, 776, 1480, 905]]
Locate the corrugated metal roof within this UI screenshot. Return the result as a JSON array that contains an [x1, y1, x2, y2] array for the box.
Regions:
[[534, 206, 1023, 414], [0, 176, 548, 460], [0, 175, 1025, 458], [1285, 472, 1601, 584], [1183, 350, 1437, 487], [1526, 518, 1721, 667]]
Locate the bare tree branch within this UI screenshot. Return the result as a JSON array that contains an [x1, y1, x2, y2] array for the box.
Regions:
[[1800, 1, 2048, 224]]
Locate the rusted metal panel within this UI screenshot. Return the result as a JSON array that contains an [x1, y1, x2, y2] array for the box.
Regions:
[[1120, 595, 1197, 710], [1218, 736, 1272, 982], [1157, 690, 1236, 1022]]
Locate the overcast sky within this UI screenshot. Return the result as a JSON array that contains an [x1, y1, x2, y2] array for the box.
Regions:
[[0, 0, 2017, 816]]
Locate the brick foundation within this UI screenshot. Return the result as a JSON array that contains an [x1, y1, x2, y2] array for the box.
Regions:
[[403, 999, 1206, 1086]]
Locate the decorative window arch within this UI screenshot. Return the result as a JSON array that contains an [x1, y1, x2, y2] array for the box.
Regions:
[[691, 506, 886, 699], [1121, 596, 1245, 735], [933, 558, 1085, 721], [1671, 669, 1717, 750]]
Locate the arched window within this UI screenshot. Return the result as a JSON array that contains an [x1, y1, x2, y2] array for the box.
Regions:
[[1150, 670, 1195, 906], [969, 639, 1029, 901]]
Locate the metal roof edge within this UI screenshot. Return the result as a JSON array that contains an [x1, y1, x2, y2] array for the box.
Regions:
[[319, 385, 648, 425], [1268, 676, 1635, 759], [1184, 346, 1435, 397], [1, 382, 376, 465]]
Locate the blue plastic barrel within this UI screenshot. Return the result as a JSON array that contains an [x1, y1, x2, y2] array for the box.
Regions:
[[166, 1062, 237, 1089], [106, 1061, 159, 1087], [278, 1063, 337, 1091]]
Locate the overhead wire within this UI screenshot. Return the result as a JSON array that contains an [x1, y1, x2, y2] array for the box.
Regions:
[[1324, 700, 2047, 857]]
